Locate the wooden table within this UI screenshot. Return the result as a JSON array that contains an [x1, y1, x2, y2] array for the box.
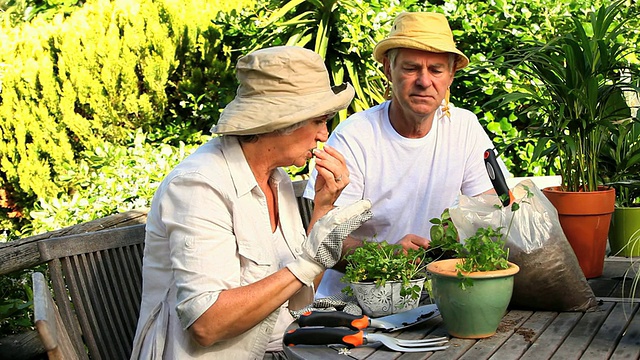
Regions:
[[284, 257, 640, 359], [284, 299, 639, 359]]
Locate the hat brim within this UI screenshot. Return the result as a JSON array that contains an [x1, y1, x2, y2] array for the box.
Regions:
[[212, 83, 355, 135], [373, 37, 470, 70]]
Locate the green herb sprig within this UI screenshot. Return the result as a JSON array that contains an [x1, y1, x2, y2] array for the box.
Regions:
[[428, 186, 534, 288], [341, 240, 430, 300]]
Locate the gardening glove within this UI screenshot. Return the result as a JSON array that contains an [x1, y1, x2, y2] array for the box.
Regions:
[[287, 200, 373, 287]]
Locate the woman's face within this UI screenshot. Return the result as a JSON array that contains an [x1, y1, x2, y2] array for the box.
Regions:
[[281, 115, 330, 167]]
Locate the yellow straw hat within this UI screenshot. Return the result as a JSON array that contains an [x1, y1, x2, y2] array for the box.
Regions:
[[373, 12, 469, 70], [212, 46, 354, 135]]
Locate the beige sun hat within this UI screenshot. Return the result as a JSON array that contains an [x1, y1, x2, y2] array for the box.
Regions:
[[211, 46, 355, 135], [373, 12, 469, 70]]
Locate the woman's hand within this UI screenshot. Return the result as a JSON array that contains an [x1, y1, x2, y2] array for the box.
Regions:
[[312, 145, 349, 210]]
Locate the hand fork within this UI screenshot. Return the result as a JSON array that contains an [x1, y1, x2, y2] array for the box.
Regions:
[[283, 327, 449, 353]]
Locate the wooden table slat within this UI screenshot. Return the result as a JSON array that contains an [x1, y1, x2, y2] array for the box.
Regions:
[[549, 302, 614, 360], [580, 302, 637, 359], [609, 302, 640, 360], [489, 311, 558, 360], [519, 312, 584, 360]]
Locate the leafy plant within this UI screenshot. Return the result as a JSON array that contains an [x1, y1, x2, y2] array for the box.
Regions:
[[621, 230, 640, 309], [0, 268, 34, 335], [428, 209, 462, 259], [491, 0, 640, 192], [601, 118, 640, 207], [427, 185, 535, 288], [429, 210, 510, 288], [457, 227, 509, 273], [341, 240, 430, 301]]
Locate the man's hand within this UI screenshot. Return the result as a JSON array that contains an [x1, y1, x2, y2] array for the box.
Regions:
[[332, 234, 428, 272], [396, 234, 430, 251]]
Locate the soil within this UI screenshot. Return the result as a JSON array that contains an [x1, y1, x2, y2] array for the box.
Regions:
[[516, 328, 537, 343], [509, 234, 598, 312]]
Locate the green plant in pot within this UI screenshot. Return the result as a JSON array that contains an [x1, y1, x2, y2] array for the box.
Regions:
[[341, 240, 430, 317], [426, 210, 519, 339], [601, 116, 640, 256], [492, 1, 640, 278]]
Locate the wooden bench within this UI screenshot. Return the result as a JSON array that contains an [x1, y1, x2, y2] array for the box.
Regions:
[[32, 272, 80, 360], [33, 224, 146, 360], [29, 179, 311, 359]]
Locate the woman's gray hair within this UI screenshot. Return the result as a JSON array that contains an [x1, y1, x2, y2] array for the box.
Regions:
[[235, 119, 311, 143]]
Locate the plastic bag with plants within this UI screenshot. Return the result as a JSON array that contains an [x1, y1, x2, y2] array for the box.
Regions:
[[448, 179, 598, 312]]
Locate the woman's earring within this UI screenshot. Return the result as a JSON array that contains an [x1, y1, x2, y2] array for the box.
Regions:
[[442, 88, 451, 118]]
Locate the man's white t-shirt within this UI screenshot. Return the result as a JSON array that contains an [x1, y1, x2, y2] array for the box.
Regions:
[[304, 101, 509, 298]]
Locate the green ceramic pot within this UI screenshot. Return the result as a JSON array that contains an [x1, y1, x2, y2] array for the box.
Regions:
[[427, 259, 519, 339], [609, 207, 640, 257]]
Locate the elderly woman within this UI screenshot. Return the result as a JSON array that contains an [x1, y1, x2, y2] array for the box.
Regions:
[[130, 46, 371, 359]]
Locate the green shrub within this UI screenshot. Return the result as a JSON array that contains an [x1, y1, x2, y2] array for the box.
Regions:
[[21, 130, 207, 237], [0, 0, 252, 339], [0, 132, 204, 335], [0, 268, 35, 335], [0, 0, 239, 233], [1, 0, 175, 210], [454, 0, 639, 176]]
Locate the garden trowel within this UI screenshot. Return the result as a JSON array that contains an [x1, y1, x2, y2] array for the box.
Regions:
[[297, 304, 439, 332]]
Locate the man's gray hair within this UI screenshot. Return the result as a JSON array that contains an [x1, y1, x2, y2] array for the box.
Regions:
[[387, 49, 456, 71]]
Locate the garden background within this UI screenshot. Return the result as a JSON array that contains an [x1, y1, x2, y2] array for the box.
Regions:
[[0, 0, 638, 338]]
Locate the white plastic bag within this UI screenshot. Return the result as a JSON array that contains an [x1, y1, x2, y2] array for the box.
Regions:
[[449, 179, 597, 312]]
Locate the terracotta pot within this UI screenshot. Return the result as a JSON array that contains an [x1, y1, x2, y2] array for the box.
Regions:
[[542, 186, 615, 278], [426, 259, 519, 339], [609, 207, 640, 257]]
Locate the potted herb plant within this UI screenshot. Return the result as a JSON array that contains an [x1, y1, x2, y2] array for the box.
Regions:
[[341, 240, 429, 317], [608, 180, 640, 256], [426, 210, 519, 339], [492, 1, 640, 278], [601, 117, 640, 256]]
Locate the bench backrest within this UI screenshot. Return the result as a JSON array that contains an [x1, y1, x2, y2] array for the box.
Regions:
[[293, 179, 313, 230], [32, 271, 81, 360], [37, 224, 146, 360], [33, 179, 312, 359]]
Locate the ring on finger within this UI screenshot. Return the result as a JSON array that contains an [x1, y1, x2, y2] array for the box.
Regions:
[[335, 175, 343, 182]]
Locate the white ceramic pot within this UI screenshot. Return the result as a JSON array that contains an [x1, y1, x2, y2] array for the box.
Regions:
[[350, 278, 425, 317]]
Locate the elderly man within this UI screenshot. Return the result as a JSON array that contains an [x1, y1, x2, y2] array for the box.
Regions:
[[304, 12, 509, 298]]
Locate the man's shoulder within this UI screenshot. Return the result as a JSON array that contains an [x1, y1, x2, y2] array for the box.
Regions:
[[448, 103, 477, 119], [444, 104, 485, 132], [332, 102, 387, 135]]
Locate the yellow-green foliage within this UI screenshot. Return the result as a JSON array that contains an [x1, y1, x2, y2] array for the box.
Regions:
[[0, 0, 228, 208]]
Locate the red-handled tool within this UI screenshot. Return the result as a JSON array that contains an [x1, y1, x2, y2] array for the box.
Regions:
[[284, 327, 365, 348], [299, 311, 370, 330], [283, 327, 449, 352], [484, 148, 514, 207], [297, 304, 439, 332]]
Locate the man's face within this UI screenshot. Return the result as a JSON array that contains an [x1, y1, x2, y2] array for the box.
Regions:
[[384, 48, 455, 119]]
